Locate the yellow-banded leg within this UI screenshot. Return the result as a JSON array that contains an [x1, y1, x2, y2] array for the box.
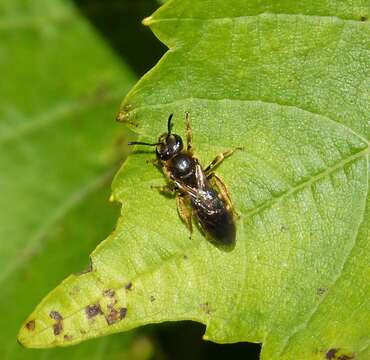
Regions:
[[151, 183, 176, 197], [204, 147, 243, 174], [146, 159, 161, 167], [152, 183, 193, 236], [176, 194, 193, 235], [185, 112, 193, 151]]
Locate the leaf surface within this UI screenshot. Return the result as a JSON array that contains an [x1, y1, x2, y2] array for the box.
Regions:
[[19, 1, 370, 359]]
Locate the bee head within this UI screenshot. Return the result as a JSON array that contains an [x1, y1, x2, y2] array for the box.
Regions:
[[128, 114, 183, 161], [155, 132, 183, 160]]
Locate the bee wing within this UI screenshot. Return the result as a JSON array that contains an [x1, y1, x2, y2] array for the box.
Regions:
[[174, 179, 217, 215], [174, 180, 198, 199], [195, 164, 208, 190]]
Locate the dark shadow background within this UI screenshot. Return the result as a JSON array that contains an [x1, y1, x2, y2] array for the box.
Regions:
[[74, 0, 167, 76], [73, 1, 261, 359]]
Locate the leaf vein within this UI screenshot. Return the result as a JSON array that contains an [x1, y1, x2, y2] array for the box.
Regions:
[[147, 13, 365, 25], [125, 97, 369, 145], [277, 154, 369, 357]]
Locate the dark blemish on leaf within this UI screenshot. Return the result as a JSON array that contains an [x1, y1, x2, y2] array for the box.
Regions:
[[107, 297, 118, 309], [125, 282, 133, 290], [183, 255, 188, 260], [105, 307, 127, 325], [103, 289, 115, 297], [105, 309, 120, 325], [317, 287, 327, 296], [280, 225, 288, 232], [50, 311, 63, 336], [338, 355, 355, 360], [80, 329, 87, 335], [85, 304, 103, 318], [150, 295, 156, 302], [25, 320, 35, 331], [116, 111, 126, 122], [50, 311, 63, 321], [116, 104, 133, 123], [53, 322, 63, 336], [360, 16, 368, 21], [119, 307, 128, 319], [200, 302, 213, 315], [64, 334, 73, 341], [326, 348, 338, 359]]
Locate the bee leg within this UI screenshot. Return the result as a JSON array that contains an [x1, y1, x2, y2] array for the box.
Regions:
[[208, 173, 239, 218], [146, 159, 161, 167], [204, 147, 243, 174], [185, 111, 193, 151], [176, 194, 193, 236], [151, 183, 176, 197]]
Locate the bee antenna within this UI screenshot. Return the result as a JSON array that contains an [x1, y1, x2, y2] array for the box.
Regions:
[[128, 141, 159, 146], [167, 113, 174, 134]]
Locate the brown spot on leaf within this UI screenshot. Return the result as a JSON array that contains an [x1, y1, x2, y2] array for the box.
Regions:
[[150, 295, 156, 302], [53, 322, 63, 336], [125, 282, 133, 290], [325, 348, 355, 360], [64, 334, 73, 341], [280, 225, 288, 232], [200, 302, 214, 315], [103, 289, 115, 297], [338, 355, 355, 360], [116, 111, 125, 122], [25, 320, 35, 331], [105, 307, 127, 325], [85, 304, 103, 318], [326, 349, 338, 359], [49, 311, 63, 321], [183, 255, 188, 260], [105, 309, 119, 325], [116, 105, 133, 123], [317, 287, 327, 296], [360, 16, 368, 21], [120, 307, 127, 319], [50, 310, 63, 336]]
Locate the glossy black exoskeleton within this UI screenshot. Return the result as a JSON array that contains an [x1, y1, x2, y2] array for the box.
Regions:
[[128, 113, 240, 246]]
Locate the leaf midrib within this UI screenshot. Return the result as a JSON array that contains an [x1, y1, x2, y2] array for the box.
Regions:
[[244, 148, 369, 219], [147, 13, 366, 24]]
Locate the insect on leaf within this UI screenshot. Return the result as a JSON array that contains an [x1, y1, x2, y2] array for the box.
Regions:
[[19, 1, 370, 359]]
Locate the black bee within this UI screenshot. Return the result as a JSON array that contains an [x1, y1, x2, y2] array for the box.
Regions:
[[128, 113, 240, 246]]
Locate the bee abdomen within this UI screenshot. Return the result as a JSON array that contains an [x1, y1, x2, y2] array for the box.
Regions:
[[192, 195, 236, 246]]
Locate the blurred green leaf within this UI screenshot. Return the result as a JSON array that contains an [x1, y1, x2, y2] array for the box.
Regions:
[[0, 0, 152, 359], [19, 0, 369, 359]]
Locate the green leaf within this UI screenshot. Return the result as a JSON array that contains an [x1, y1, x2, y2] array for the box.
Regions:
[[0, 0, 152, 359], [19, 1, 369, 359]]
